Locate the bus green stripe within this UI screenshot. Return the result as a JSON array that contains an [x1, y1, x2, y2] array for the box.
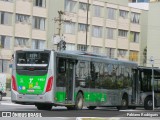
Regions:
[[55, 91, 107, 102]]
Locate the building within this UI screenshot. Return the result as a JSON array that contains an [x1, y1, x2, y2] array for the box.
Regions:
[[52, 0, 141, 61], [0, 0, 48, 75], [129, 1, 160, 67], [0, 0, 141, 76]]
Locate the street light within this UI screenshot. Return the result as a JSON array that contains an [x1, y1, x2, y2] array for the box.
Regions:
[[150, 56, 155, 110]]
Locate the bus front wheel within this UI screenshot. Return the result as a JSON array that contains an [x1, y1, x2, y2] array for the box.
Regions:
[[144, 97, 156, 110], [75, 92, 84, 110]]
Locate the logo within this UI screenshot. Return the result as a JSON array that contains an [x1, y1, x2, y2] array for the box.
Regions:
[[18, 86, 22, 90], [2, 112, 11, 117], [29, 78, 33, 83]]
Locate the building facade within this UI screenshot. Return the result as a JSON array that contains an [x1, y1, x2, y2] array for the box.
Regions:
[[52, 0, 141, 61], [0, 0, 141, 76], [0, 0, 48, 75], [129, 1, 160, 67]]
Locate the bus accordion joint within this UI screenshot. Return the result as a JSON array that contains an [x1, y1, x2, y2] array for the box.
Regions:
[[12, 75, 17, 91], [45, 76, 54, 92]]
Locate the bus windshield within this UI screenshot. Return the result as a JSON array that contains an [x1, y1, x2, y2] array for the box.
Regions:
[[16, 51, 50, 70]]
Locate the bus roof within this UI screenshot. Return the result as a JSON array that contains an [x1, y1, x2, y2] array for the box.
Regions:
[[57, 50, 137, 66], [15, 49, 137, 66]]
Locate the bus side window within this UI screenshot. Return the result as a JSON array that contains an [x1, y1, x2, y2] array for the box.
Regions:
[[58, 59, 66, 73]]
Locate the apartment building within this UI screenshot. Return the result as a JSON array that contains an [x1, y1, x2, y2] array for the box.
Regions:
[[52, 0, 141, 61], [129, 1, 160, 67], [0, 0, 141, 76], [0, 0, 48, 75]]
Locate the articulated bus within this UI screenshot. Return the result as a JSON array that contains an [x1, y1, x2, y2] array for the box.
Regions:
[[134, 67, 160, 110], [11, 49, 160, 110]]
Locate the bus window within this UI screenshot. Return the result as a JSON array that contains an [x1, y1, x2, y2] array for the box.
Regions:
[[57, 58, 66, 87], [75, 61, 90, 88], [140, 71, 152, 92], [58, 59, 66, 73]]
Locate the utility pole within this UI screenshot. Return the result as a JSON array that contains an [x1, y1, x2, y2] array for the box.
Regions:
[[85, 0, 89, 51], [54, 11, 69, 51], [54, 10, 65, 36]]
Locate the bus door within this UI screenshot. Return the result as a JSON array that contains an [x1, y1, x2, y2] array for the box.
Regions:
[[65, 59, 75, 103], [56, 58, 75, 104], [131, 69, 139, 105]]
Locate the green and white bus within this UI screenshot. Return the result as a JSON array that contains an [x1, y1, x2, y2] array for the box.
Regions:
[[12, 49, 140, 110], [134, 67, 160, 110]]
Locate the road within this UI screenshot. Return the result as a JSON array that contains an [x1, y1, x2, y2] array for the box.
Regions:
[[0, 97, 160, 119]]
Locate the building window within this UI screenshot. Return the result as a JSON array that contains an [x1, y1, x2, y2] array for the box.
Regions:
[[15, 37, 29, 47], [16, 14, 30, 24], [34, 0, 46, 7], [78, 23, 89, 32], [77, 44, 88, 51], [131, 12, 140, 24], [92, 46, 101, 54], [129, 51, 138, 62], [92, 26, 102, 38], [106, 28, 116, 39], [119, 10, 128, 19], [32, 16, 45, 30], [79, 2, 89, 11], [66, 43, 75, 51], [64, 22, 75, 34], [107, 8, 116, 20], [0, 35, 11, 49], [0, 12, 12, 25], [117, 49, 127, 58], [130, 31, 139, 43], [118, 29, 128, 37], [32, 39, 45, 49], [106, 48, 115, 58], [0, 0, 13, 2], [65, 0, 77, 13], [93, 5, 102, 17], [0, 59, 10, 73]]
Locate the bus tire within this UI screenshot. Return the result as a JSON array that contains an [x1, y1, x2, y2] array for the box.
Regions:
[[117, 95, 128, 110], [0, 93, 2, 101], [75, 92, 83, 110], [66, 106, 75, 110], [144, 96, 156, 110], [35, 104, 52, 111], [87, 106, 96, 110]]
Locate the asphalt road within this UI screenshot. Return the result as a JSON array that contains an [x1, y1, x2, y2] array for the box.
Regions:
[[0, 97, 160, 119]]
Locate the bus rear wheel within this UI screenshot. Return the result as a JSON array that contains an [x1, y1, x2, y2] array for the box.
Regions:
[[35, 104, 52, 111], [117, 95, 128, 110], [75, 92, 83, 110], [87, 106, 96, 110]]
